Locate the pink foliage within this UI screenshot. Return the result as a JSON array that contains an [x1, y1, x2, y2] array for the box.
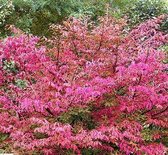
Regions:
[[0, 15, 168, 154]]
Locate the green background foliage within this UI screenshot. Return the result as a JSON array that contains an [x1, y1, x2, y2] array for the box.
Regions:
[[0, 0, 167, 37], [126, 0, 168, 26]]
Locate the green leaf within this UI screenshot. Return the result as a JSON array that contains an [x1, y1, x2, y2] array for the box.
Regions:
[[0, 133, 9, 142], [15, 79, 28, 89]]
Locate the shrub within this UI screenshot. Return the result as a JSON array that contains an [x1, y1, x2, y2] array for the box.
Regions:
[[0, 0, 14, 37], [0, 15, 168, 154], [1, 0, 167, 37], [0, 0, 108, 37], [160, 16, 168, 33], [126, 0, 168, 26]]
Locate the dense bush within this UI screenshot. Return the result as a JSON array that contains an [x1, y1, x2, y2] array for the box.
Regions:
[[0, 0, 108, 37], [0, 0, 14, 37], [0, 0, 81, 36], [0, 15, 168, 154], [126, 0, 168, 26], [1, 0, 167, 37], [160, 16, 168, 33]]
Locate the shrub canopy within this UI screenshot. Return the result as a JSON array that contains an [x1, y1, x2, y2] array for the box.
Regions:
[[0, 15, 168, 154]]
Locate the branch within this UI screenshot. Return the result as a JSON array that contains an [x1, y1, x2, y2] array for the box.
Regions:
[[152, 105, 168, 118], [112, 53, 118, 73], [132, 74, 142, 99], [46, 108, 54, 116], [141, 107, 154, 115], [56, 37, 61, 66]]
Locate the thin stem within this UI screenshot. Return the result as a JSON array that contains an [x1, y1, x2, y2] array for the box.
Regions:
[[152, 106, 168, 118]]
